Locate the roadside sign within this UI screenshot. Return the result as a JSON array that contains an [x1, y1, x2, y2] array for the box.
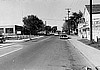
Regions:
[[17, 31, 21, 34]]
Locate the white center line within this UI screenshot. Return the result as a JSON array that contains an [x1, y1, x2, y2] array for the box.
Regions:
[[0, 48, 22, 58]]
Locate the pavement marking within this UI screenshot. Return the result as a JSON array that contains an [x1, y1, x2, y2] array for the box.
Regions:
[[37, 36, 52, 43], [0, 47, 22, 58], [0, 37, 44, 49], [0, 44, 22, 50], [0, 36, 50, 58]]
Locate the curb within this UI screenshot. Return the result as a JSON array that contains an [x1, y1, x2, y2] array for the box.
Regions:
[[0, 39, 30, 48], [68, 39, 97, 70], [0, 37, 41, 48], [0, 43, 16, 48], [67, 35, 100, 69]]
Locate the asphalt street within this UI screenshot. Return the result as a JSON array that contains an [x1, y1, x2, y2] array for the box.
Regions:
[[0, 36, 95, 70]]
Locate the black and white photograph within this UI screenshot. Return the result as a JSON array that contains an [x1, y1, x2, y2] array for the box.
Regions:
[[0, 0, 99, 70]]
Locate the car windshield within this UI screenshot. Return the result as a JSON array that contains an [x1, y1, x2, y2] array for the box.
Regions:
[[63, 35, 67, 37], [61, 35, 67, 37]]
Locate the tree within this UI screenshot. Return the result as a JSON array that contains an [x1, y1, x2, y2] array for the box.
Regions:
[[62, 11, 83, 35], [51, 26, 57, 33], [45, 26, 51, 35], [62, 20, 69, 33], [69, 11, 83, 34], [22, 15, 45, 35]]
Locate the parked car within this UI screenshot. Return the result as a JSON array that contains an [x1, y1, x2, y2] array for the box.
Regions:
[[54, 33, 59, 36], [59, 34, 69, 39], [0, 35, 6, 43]]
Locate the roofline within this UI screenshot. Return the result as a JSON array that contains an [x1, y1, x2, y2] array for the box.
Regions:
[[85, 4, 100, 6], [0, 25, 23, 27], [85, 4, 100, 14]]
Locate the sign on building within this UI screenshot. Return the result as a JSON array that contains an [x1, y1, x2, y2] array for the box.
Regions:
[[17, 31, 21, 34]]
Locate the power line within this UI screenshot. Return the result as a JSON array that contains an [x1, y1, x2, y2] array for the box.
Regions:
[[41, 18, 64, 21], [69, 0, 86, 12], [74, 0, 84, 11], [70, 0, 76, 8], [69, 0, 74, 8]]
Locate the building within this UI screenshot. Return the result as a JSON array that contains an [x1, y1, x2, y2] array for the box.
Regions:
[[78, 4, 100, 41], [0, 25, 23, 36]]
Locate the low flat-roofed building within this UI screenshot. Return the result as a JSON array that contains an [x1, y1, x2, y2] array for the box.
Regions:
[[0, 25, 23, 35]]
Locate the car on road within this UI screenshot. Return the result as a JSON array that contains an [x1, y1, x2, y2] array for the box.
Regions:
[[0, 35, 6, 43], [59, 34, 69, 39], [54, 33, 59, 36]]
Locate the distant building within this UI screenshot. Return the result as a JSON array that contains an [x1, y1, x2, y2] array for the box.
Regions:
[[78, 4, 100, 41], [0, 25, 23, 35]]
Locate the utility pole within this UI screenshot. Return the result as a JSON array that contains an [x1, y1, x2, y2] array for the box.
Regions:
[[90, 0, 92, 42], [45, 21, 47, 26], [65, 8, 71, 35], [64, 17, 67, 20], [64, 17, 67, 23], [44, 21, 47, 35]]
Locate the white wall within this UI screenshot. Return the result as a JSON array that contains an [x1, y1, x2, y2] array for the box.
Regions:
[[84, 7, 90, 26], [0, 25, 15, 35], [83, 7, 90, 40], [83, 6, 100, 41], [93, 14, 100, 19]]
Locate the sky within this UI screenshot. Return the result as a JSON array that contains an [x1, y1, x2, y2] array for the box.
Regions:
[[0, 0, 100, 30]]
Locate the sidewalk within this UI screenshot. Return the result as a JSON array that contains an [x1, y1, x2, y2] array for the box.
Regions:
[[0, 36, 44, 48], [68, 35, 100, 69]]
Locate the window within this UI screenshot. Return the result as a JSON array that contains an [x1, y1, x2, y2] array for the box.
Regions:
[[5, 28, 13, 33], [0, 28, 4, 33], [87, 28, 90, 31], [96, 21, 99, 24]]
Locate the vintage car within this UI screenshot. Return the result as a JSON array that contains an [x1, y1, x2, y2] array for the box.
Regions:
[[59, 34, 69, 39], [0, 35, 6, 43]]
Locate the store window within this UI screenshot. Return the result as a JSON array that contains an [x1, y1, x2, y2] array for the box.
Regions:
[[5, 28, 13, 33], [0, 28, 4, 33]]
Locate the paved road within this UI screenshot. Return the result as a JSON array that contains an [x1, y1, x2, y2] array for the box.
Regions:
[[0, 36, 95, 70]]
